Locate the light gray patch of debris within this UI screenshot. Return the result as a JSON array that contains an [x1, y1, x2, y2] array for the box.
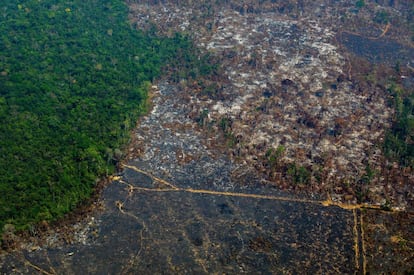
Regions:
[[127, 2, 412, 208]]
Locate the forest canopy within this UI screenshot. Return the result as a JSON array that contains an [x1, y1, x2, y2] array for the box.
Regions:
[[0, 0, 206, 235]]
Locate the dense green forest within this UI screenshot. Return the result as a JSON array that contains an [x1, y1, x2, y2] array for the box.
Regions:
[[0, 0, 213, 237]]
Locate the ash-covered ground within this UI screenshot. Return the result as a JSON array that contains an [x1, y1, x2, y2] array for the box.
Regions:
[[129, 0, 414, 209]]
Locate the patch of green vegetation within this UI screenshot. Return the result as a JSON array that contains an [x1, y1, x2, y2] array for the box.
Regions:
[[374, 10, 390, 24], [287, 163, 311, 185], [355, 0, 365, 9], [218, 117, 237, 147], [383, 83, 414, 168], [265, 146, 285, 168], [359, 163, 376, 185], [0, 0, 208, 236], [219, 117, 232, 133]]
